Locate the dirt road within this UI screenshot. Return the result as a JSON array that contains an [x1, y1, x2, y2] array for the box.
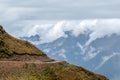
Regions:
[[0, 60, 65, 64]]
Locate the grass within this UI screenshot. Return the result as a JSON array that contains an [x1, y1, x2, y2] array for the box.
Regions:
[[0, 63, 108, 80], [0, 27, 45, 58], [0, 26, 108, 80]]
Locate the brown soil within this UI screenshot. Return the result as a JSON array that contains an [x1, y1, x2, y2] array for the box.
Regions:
[[0, 25, 45, 57], [0, 60, 65, 77], [0, 26, 109, 80], [0, 54, 53, 62]]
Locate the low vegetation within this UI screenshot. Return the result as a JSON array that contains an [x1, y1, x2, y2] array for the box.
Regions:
[[0, 25, 45, 58], [0, 63, 108, 80], [0, 26, 109, 80]]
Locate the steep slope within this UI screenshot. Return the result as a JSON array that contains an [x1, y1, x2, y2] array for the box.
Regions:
[[0, 62, 108, 80], [23, 33, 120, 79], [0, 25, 51, 61], [0, 25, 108, 80]]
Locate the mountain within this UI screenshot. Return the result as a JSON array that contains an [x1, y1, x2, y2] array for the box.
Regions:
[[0, 26, 45, 56], [39, 34, 120, 80], [0, 25, 52, 61], [0, 25, 108, 80], [21, 31, 120, 80]]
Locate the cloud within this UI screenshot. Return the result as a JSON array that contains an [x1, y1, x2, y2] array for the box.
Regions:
[[50, 49, 67, 59], [43, 48, 51, 53], [85, 19, 120, 46], [83, 46, 100, 61], [20, 21, 68, 44], [58, 53, 67, 59], [1, 0, 120, 39], [77, 42, 85, 55], [77, 42, 102, 61], [95, 52, 118, 70], [0, 0, 120, 26], [39, 21, 68, 43], [9, 19, 120, 45]]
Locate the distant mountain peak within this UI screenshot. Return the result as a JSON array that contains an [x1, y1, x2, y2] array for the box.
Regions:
[[0, 25, 108, 80]]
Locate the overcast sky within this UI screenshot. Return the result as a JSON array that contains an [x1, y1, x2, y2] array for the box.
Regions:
[[0, 0, 120, 21], [0, 0, 120, 32]]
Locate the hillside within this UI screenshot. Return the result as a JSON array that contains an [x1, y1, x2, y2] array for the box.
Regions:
[[0, 25, 108, 80], [0, 25, 51, 61], [0, 61, 108, 80]]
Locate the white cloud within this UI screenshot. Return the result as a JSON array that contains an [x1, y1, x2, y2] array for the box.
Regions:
[[77, 42, 101, 61], [18, 21, 69, 44], [13, 19, 120, 45], [83, 46, 100, 61], [39, 21, 68, 43], [57, 49, 67, 59], [77, 42, 86, 55], [50, 49, 67, 59], [95, 52, 118, 70], [43, 48, 51, 53], [72, 19, 97, 37], [1, 0, 120, 21], [58, 53, 67, 59], [85, 19, 120, 46]]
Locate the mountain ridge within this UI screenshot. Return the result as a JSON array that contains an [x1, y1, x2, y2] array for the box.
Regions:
[[0, 25, 50, 61], [0, 25, 108, 80]]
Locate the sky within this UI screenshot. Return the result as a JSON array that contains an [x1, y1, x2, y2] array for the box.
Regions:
[[0, 0, 120, 26], [0, 0, 120, 80], [13, 19, 120, 45], [0, 0, 120, 36]]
